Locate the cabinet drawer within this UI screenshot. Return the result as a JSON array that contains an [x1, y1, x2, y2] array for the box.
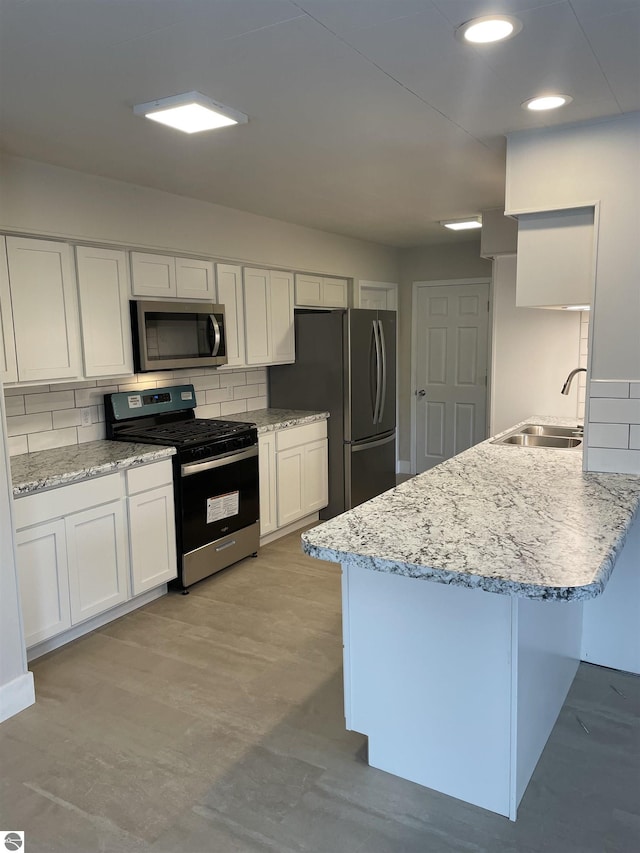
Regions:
[[275, 420, 327, 451], [14, 474, 123, 529], [126, 459, 174, 495]]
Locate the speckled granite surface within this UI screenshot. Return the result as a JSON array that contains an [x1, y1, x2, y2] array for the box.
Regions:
[[11, 441, 175, 497], [302, 417, 640, 602], [218, 408, 329, 434]]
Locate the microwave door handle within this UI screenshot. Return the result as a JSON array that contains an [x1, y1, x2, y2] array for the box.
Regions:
[[378, 319, 387, 424], [209, 314, 221, 356]]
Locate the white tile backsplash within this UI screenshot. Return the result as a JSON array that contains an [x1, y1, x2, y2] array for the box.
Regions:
[[587, 423, 630, 449], [630, 383, 640, 399], [589, 397, 640, 424], [589, 381, 630, 398], [630, 425, 640, 450], [4, 367, 268, 456], [587, 447, 640, 476]]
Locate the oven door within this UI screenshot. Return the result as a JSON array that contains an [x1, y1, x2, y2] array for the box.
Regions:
[[133, 300, 227, 371], [179, 445, 259, 555]]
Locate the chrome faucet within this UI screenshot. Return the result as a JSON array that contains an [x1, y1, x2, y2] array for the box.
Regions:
[[561, 367, 587, 395]]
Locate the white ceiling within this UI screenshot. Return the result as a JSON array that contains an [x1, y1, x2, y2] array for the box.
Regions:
[[0, 0, 638, 247]]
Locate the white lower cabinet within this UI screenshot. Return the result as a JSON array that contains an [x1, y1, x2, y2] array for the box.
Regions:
[[14, 459, 176, 651], [258, 433, 277, 536]]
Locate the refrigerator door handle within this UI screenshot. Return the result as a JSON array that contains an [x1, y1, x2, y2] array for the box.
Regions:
[[372, 319, 382, 424], [350, 431, 395, 452], [378, 319, 387, 424]]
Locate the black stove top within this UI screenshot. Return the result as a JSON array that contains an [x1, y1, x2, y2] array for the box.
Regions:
[[118, 418, 252, 447]]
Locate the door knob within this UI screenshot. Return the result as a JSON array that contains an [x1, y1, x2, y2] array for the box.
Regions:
[[416, 389, 426, 397]]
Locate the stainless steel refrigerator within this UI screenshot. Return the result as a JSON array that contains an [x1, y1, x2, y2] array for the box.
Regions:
[[269, 309, 396, 519]]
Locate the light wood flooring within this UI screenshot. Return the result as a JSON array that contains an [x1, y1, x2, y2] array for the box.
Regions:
[[1, 526, 639, 852]]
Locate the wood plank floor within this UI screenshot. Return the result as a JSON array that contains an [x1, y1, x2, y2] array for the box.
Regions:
[[1, 525, 639, 852]]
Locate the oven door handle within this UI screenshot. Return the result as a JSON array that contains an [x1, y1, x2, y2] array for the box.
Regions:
[[209, 314, 222, 357], [181, 445, 258, 477]]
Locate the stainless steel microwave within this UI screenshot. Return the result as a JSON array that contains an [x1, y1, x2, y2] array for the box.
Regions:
[[131, 300, 228, 372]]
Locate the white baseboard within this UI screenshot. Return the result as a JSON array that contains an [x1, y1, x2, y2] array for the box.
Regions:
[[397, 460, 412, 475], [0, 671, 35, 722]]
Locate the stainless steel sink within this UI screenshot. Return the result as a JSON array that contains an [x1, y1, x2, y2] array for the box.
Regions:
[[493, 423, 583, 450]]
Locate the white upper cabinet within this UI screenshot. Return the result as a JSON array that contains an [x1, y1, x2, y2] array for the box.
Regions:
[[76, 246, 134, 378], [131, 251, 214, 300], [6, 236, 82, 382], [244, 268, 295, 366], [516, 208, 595, 308], [295, 274, 348, 308], [216, 263, 245, 368], [0, 237, 18, 383]]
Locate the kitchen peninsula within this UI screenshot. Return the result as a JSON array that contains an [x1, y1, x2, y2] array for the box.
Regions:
[[302, 417, 640, 820]]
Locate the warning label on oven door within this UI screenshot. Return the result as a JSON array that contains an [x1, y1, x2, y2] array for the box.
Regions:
[[206, 491, 240, 523]]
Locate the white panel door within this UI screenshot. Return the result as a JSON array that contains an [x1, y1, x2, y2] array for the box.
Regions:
[[415, 282, 489, 473], [76, 246, 134, 378], [16, 520, 71, 647], [269, 270, 295, 363], [66, 501, 129, 624], [303, 439, 329, 513], [176, 257, 215, 300], [128, 484, 177, 595], [276, 445, 305, 527], [216, 264, 246, 367], [130, 252, 176, 298], [258, 433, 277, 536], [0, 236, 17, 383], [244, 268, 272, 365], [6, 237, 82, 382]]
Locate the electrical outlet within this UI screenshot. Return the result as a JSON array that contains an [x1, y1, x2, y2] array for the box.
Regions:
[[81, 408, 92, 427]]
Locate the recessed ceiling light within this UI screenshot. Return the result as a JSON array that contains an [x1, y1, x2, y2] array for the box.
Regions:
[[456, 15, 522, 44], [133, 91, 248, 134], [441, 217, 482, 231], [522, 94, 573, 111]]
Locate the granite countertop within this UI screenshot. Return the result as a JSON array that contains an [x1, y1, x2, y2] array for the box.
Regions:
[[218, 408, 329, 434], [11, 441, 176, 497], [302, 416, 640, 602]]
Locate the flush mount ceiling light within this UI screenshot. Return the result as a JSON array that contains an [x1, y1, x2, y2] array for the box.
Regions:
[[133, 91, 248, 134], [440, 217, 482, 231], [455, 15, 522, 44], [522, 94, 573, 111]]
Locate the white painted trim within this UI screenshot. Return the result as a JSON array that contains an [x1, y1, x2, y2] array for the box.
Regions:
[[259, 512, 319, 546], [356, 280, 398, 310], [26, 585, 167, 662], [410, 278, 492, 476], [397, 460, 411, 475], [0, 671, 35, 722]]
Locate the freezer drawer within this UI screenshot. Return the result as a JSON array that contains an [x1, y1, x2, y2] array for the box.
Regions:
[[345, 431, 396, 510]]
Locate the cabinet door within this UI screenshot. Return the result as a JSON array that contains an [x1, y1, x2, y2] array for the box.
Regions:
[[176, 257, 215, 300], [76, 246, 134, 378], [128, 484, 177, 595], [323, 278, 348, 308], [216, 264, 246, 367], [276, 444, 305, 527], [16, 520, 71, 647], [244, 268, 272, 365], [270, 270, 295, 364], [258, 433, 277, 536], [295, 274, 323, 307], [6, 237, 81, 382], [0, 237, 17, 383], [66, 501, 129, 624], [303, 439, 329, 513], [130, 252, 176, 298]]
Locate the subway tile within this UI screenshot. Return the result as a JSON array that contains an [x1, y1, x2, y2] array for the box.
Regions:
[[7, 435, 28, 456], [76, 386, 117, 406], [137, 371, 174, 383], [245, 369, 267, 384], [258, 383, 267, 396], [52, 408, 82, 429], [205, 387, 232, 404], [25, 390, 75, 413], [233, 384, 261, 400], [115, 382, 155, 394], [78, 422, 106, 443], [191, 375, 221, 391], [6, 412, 52, 437], [220, 400, 248, 416], [195, 402, 222, 419], [629, 426, 640, 450], [577, 401, 585, 420], [28, 427, 77, 453], [4, 395, 25, 417], [586, 447, 640, 476], [97, 404, 105, 423], [589, 397, 640, 423], [589, 381, 630, 398], [247, 396, 268, 411], [52, 380, 97, 391], [630, 383, 640, 399], [587, 423, 630, 449], [4, 383, 51, 396], [219, 372, 247, 388]]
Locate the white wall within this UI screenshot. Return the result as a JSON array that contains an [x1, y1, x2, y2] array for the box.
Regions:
[[0, 155, 400, 283], [490, 255, 582, 435]]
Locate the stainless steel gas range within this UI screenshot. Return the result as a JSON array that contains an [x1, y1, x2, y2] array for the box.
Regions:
[[105, 384, 259, 591]]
